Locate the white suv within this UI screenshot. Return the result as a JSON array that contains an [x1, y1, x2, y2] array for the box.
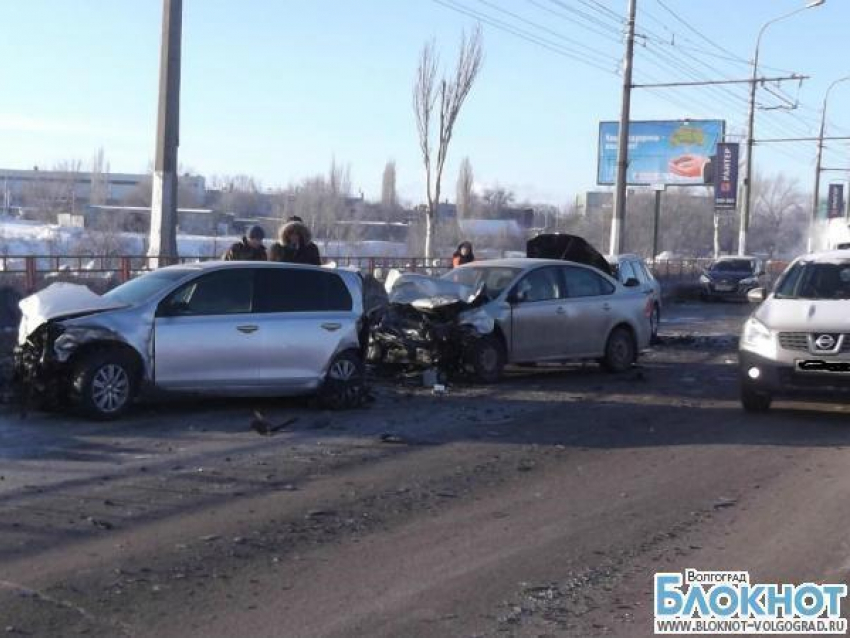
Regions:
[[739, 250, 850, 411]]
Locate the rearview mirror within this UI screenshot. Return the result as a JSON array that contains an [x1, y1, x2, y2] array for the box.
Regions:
[[624, 277, 640, 288], [747, 288, 766, 303]]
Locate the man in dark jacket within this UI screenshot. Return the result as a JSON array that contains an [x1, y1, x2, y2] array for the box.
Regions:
[[223, 225, 267, 261], [269, 217, 322, 265]]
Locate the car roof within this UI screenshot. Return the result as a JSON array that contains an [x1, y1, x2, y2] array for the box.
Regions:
[[797, 249, 850, 263], [455, 257, 607, 270], [156, 260, 362, 285]]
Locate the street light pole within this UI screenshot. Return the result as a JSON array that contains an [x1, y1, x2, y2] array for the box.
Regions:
[[609, 0, 637, 256], [739, 0, 825, 256], [809, 75, 850, 252]]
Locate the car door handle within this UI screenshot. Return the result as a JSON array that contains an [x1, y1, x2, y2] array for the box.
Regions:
[[602, 303, 611, 311], [237, 325, 259, 334], [321, 322, 342, 332], [556, 307, 566, 315]]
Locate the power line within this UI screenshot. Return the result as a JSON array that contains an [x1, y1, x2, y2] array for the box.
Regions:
[[523, 0, 623, 44]]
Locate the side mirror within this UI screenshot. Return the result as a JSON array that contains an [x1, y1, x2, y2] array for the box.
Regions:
[[624, 277, 640, 288], [158, 300, 191, 317], [747, 288, 766, 303], [509, 289, 527, 304]]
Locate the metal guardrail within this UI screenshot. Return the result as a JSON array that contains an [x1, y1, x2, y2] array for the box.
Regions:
[[0, 254, 789, 294]]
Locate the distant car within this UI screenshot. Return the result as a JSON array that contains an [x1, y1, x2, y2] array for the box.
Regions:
[[606, 254, 662, 341], [440, 258, 653, 377], [699, 256, 768, 301], [739, 250, 850, 411], [14, 262, 366, 419]]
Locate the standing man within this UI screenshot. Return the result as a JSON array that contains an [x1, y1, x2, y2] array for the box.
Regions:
[[223, 225, 267, 261]]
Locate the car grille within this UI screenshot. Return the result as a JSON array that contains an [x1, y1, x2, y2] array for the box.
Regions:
[[778, 332, 850, 353], [778, 332, 808, 352]]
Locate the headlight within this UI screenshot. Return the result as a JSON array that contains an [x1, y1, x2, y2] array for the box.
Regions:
[[53, 333, 79, 355], [739, 277, 757, 286], [741, 316, 775, 357], [699, 274, 710, 284]]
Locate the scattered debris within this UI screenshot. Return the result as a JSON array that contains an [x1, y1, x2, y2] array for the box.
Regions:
[[87, 517, 114, 530], [250, 411, 298, 436], [199, 535, 220, 543], [379, 433, 407, 444], [713, 497, 738, 510]]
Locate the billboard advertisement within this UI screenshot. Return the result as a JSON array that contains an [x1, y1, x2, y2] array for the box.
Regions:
[[597, 120, 725, 186], [713, 142, 739, 210], [828, 183, 845, 219]]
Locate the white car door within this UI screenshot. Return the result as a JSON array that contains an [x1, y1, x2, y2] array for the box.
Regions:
[[561, 266, 617, 357], [509, 266, 570, 362]]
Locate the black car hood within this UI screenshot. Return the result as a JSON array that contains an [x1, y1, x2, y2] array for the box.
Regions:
[[526, 234, 613, 276]]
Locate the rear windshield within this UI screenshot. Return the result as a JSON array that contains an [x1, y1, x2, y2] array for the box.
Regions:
[[442, 266, 522, 299], [710, 259, 754, 273], [104, 269, 193, 305], [774, 261, 850, 300]]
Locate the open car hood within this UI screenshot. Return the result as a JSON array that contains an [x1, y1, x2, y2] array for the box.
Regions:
[[527, 234, 612, 276], [18, 283, 126, 343]]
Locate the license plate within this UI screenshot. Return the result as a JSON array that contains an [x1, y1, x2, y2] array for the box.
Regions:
[[715, 284, 736, 292], [796, 360, 850, 374]]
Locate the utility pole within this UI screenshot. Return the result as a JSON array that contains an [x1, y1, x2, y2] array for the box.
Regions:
[[810, 76, 850, 253], [147, 0, 182, 267], [739, 0, 825, 257], [609, 0, 637, 256], [651, 185, 664, 260]]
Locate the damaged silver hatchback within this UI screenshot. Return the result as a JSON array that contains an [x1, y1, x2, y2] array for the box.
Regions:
[[13, 262, 366, 419]]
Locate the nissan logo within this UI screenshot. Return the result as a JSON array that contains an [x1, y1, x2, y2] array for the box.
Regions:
[[814, 334, 837, 350]]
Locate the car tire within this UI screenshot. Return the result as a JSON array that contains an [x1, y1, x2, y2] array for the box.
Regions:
[[69, 349, 138, 420], [650, 304, 661, 343], [467, 335, 505, 384], [320, 351, 366, 410], [740, 385, 772, 412], [601, 327, 636, 373]]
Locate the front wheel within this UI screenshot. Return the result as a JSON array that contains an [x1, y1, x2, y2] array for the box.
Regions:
[[466, 335, 505, 384], [70, 350, 139, 420], [320, 351, 366, 410], [601, 327, 636, 373], [741, 385, 772, 412]]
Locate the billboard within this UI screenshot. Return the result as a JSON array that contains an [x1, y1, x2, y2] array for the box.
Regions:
[[828, 183, 845, 219], [597, 120, 725, 186], [713, 142, 739, 210]]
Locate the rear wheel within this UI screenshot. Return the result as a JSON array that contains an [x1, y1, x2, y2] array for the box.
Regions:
[[601, 327, 636, 373], [649, 304, 661, 343], [741, 385, 772, 412], [320, 351, 366, 410], [70, 350, 139, 420]]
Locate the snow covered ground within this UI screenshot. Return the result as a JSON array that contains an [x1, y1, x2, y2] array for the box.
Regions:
[[0, 218, 410, 270]]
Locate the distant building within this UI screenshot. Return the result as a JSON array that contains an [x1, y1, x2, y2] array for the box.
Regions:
[[84, 205, 232, 236], [0, 168, 205, 209], [575, 191, 613, 217]]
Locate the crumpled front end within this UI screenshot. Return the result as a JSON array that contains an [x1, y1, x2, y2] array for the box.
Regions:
[[367, 273, 496, 379]]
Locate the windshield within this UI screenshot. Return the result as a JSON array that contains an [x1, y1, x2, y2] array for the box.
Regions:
[[775, 261, 850, 300], [104, 269, 194, 305], [710, 259, 754, 273], [442, 266, 522, 299]]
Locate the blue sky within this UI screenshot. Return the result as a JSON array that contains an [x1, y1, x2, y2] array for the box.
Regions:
[[1, 0, 848, 206]]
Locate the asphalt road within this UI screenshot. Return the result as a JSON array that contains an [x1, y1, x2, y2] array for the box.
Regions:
[[2, 301, 850, 637]]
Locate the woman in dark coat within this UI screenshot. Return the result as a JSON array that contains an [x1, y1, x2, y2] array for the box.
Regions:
[[452, 241, 475, 267], [269, 218, 322, 266]]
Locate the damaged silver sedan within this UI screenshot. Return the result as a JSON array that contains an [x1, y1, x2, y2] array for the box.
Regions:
[[369, 258, 653, 383], [14, 262, 366, 419]]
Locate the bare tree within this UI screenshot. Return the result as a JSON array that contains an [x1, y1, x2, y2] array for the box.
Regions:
[[413, 26, 483, 258], [456, 156, 474, 219], [482, 186, 514, 218], [381, 160, 397, 211]]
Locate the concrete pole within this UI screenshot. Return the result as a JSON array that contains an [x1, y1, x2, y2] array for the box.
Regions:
[[147, 0, 182, 267], [609, 0, 637, 256], [652, 188, 662, 260], [809, 76, 850, 253]]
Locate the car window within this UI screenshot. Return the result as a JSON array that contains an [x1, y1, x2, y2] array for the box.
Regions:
[[161, 269, 254, 316], [635, 261, 652, 285], [618, 260, 637, 284], [442, 266, 522, 299], [104, 268, 193, 305], [563, 266, 615, 297], [254, 268, 352, 312], [775, 261, 850, 300], [711, 259, 754, 273], [514, 267, 563, 303]]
